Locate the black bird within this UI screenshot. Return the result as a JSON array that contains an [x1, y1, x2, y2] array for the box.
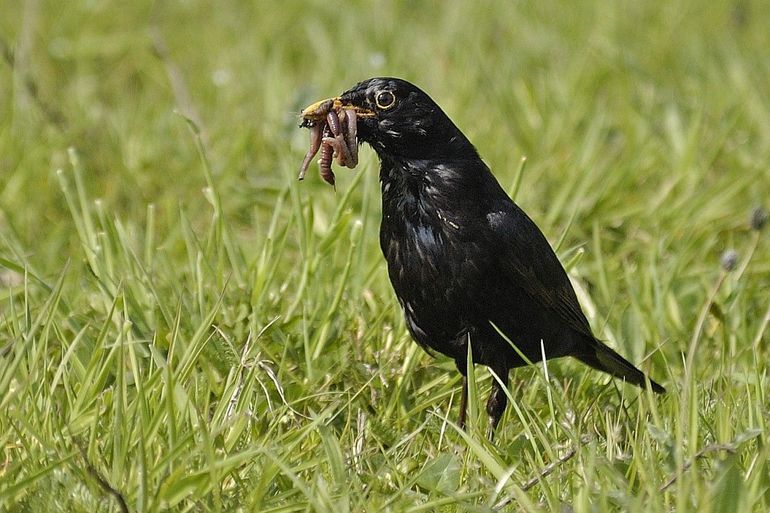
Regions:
[[301, 77, 665, 431]]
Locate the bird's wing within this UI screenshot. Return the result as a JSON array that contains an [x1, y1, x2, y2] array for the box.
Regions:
[[485, 203, 594, 338]]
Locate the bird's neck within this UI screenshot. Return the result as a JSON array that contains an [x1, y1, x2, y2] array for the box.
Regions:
[[378, 155, 485, 224], [379, 157, 423, 219]]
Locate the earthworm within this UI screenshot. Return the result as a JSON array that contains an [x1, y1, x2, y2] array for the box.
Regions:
[[326, 110, 342, 138], [318, 124, 335, 186], [327, 111, 352, 167], [344, 108, 358, 167], [322, 135, 349, 167], [325, 110, 355, 168], [298, 123, 322, 180], [299, 103, 360, 187]]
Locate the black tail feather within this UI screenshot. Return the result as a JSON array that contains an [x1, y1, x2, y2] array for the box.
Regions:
[[576, 340, 666, 394]]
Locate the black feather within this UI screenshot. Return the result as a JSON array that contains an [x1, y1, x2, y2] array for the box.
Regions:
[[333, 77, 665, 430]]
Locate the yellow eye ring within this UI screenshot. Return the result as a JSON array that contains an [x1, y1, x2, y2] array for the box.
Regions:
[[375, 91, 396, 110]]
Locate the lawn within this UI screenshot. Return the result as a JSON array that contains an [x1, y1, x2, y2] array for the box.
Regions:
[[1, 0, 769, 511]]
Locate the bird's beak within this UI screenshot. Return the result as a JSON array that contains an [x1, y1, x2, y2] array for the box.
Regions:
[[300, 96, 375, 122]]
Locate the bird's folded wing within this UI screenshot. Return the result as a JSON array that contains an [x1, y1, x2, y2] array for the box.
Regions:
[[486, 207, 594, 338]]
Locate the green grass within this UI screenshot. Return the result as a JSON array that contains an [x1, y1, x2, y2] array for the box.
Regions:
[[1, 0, 769, 511]]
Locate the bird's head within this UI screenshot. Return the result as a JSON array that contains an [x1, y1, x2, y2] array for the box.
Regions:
[[301, 77, 477, 162]]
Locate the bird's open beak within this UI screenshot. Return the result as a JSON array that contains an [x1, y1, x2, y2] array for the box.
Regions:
[[300, 97, 375, 121]]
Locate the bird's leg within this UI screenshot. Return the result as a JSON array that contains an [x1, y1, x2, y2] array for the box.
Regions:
[[458, 374, 468, 430], [454, 357, 469, 430], [486, 367, 509, 439]]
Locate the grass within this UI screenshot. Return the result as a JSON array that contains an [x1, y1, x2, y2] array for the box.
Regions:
[[1, 0, 769, 511]]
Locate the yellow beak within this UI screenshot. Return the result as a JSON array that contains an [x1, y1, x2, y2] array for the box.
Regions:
[[300, 97, 375, 121]]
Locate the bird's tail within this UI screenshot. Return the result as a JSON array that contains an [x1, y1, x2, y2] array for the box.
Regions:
[[576, 339, 666, 394]]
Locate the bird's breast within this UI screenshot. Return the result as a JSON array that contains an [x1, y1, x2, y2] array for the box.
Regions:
[[380, 179, 485, 313], [377, 160, 498, 357], [381, 213, 448, 290]]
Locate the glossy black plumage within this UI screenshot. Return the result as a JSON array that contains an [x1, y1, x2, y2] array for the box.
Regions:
[[334, 77, 665, 430]]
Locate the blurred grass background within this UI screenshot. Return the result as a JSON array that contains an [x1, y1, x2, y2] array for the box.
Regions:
[[1, 0, 768, 511]]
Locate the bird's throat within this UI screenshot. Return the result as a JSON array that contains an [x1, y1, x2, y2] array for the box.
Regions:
[[379, 157, 432, 218]]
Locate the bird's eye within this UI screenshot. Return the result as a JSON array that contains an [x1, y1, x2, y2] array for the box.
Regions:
[[375, 91, 396, 110]]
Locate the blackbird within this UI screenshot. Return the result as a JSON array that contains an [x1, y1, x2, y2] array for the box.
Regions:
[[302, 77, 665, 431]]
